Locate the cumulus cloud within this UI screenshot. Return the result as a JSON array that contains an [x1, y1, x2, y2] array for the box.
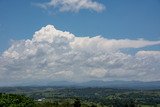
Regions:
[[0, 25, 160, 85], [36, 0, 105, 12]]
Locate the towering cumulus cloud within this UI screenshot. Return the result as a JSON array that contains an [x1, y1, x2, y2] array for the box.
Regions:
[[0, 25, 160, 85]]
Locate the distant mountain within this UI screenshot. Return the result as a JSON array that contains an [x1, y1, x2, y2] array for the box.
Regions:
[[43, 81, 75, 86], [76, 80, 160, 89], [26, 81, 75, 87], [5, 80, 160, 89], [36, 80, 160, 89]]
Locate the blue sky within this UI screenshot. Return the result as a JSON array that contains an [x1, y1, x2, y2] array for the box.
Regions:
[[0, 0, 160, 85], [0, 0, 160, 52]]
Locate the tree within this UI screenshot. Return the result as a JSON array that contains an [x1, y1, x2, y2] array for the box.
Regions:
[[91, 104, 97, 107], [73, 99, 81, 107]]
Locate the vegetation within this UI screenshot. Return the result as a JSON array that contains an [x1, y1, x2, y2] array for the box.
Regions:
[[0, 87, 160, 107], [0, 93, 35, 107]]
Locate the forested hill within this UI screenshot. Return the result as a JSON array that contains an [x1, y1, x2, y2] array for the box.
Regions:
[[0, 87, 160, 107]]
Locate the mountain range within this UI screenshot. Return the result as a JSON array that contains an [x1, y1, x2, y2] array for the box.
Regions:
[[24, 80, 160, 89]]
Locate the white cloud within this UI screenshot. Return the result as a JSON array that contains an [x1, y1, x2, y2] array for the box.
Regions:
[[70, 36, 160, 52], [0, 25, 160, 85], [36, 0, 105, 12], [136, 51, 160, 57]]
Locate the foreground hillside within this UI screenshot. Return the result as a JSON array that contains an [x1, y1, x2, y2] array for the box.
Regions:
[[0, 87, 160, 107], [0, 93, 35, 107]]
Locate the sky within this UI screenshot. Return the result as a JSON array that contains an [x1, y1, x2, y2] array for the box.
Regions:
[[0, 0, 160, 86]]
